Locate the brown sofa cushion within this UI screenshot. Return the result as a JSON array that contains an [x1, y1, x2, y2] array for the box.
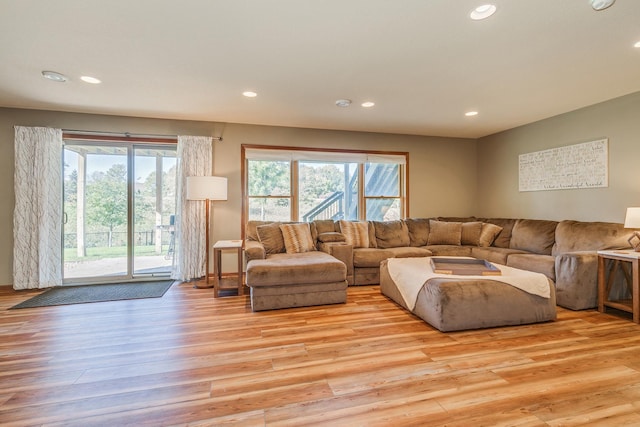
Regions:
[[256, 222, 286, 254], [280, 223, 315, 254], [481, 218, 517, 248], [554, 252, 599, 309], [437, 216, 477, 222], [246, 220, 272, 241], [314, 219, 337, 234], [404, 218, 430, 247], [478, 223, 503, 247], [385, 247, 432, 258], [428, 220, 462, 245], [461, 221, 483, 245], [510, 219, 558, 255], [552, 220, 631, 255], [309, 221, 318, 243], [373, 220, 410, 248], [507, 253, 556, 281], [425, 245, 472, 257], [244, 239, 266, 261], [353, 248, 396, 268], [339, 220, 370, 248], [471, 246, 528, 265], [317, 232, 346, 243], [368, 222, 377, 248], [247, 251, 346, 286]]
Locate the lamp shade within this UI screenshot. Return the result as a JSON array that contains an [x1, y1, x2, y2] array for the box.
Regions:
[[624, 207, 640, 228], [186, 176, 227, 201]]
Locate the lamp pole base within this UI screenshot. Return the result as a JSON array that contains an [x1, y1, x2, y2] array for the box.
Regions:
[[193, 274, 214, 289]]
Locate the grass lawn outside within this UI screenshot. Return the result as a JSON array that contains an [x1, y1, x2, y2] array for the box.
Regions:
[[64, 245, 170, 262]]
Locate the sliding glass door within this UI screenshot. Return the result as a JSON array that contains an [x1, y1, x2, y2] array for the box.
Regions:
[[132, 147, 177, 276], [63, 142, 176, 283]]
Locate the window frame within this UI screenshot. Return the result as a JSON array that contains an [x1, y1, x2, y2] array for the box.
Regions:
[[246, 159, 293, 223], [241, 144, 409, 236], [363, 162, 403, 221]]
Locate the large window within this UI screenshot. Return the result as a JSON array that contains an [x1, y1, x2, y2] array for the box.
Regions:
[[243, 146, 407, 224]]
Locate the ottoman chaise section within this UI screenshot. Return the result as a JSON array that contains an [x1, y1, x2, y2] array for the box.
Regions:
[[410, 277, 556, 332], [380, 258, 556, 332], [246, 251, 347, 311]]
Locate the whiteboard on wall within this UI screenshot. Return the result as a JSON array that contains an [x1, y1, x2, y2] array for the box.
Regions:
[[518, 139, 608, 192]]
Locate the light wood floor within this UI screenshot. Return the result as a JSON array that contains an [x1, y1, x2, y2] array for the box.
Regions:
[[2, 282, 640, 426]]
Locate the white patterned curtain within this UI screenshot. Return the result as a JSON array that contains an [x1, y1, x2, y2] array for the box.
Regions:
[[13, 126, 63, 290], [172, 135, 213, 281]]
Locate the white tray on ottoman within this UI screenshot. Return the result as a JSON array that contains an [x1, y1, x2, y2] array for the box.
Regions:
[[380, 257, 556, 332]]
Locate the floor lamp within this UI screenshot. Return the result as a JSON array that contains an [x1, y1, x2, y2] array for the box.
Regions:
[[186, 176, 228, 288]]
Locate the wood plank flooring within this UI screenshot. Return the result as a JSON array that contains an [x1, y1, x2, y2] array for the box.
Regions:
[[2, 282, 640, 426]]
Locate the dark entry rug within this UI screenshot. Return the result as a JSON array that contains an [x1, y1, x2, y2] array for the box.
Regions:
[[10, 280, 175, 309]]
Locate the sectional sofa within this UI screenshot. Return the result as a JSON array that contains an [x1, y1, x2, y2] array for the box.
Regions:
[[244, 217, 633, 311]]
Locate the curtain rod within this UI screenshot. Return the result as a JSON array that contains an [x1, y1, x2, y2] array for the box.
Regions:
[[62, 129, 222, 142]]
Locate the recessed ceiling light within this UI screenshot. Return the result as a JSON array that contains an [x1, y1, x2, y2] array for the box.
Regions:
[[42, 71, 67, 82], [465, 111, 479, 117], [335, 99, 352, 107], [590, 0, 615, 11], [243, 91, 257, 98], [470, 4, 497, 20], [361, 101, 375, 108], [80, 76, 101, 84], [634, 40, 640, 48]]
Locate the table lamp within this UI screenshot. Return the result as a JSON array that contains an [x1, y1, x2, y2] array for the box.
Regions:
[[624, 207, 640, 252], [186, 176, 228, 287]]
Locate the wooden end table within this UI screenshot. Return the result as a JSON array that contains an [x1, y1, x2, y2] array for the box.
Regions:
[[597, 250, 640, 323], [213, 240, 244, 298]]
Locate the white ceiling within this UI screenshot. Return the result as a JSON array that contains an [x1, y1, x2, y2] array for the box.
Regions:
[[1, 0, 639, 139]]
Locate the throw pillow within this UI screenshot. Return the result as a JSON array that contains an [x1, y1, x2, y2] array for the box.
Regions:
[[280, 223, 316, 254], [484, 218, 515, 248], [256, 222, 286, 254], [246, 220, 271, 242], [339, 220, 370, 248], [461, 221, 483, 245], [478, 223, 503, 247], [427, 220, 462, 245]]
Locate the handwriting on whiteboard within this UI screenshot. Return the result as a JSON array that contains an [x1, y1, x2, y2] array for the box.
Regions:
[[519, 139, 608, 192]]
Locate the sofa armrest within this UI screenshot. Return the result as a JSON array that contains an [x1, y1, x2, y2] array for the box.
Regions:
[[554, 251, 598, 310], [318, 242, 354, 285], [244, 240, 266, 261]]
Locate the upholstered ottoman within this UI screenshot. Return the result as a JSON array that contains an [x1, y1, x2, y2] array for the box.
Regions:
[[246, 251, 347, 311], [380, 258, 556, 332]]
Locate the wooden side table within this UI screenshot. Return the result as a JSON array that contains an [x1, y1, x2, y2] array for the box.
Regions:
[[597, 250, 640, 323], [213, 240, 244, 298]]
